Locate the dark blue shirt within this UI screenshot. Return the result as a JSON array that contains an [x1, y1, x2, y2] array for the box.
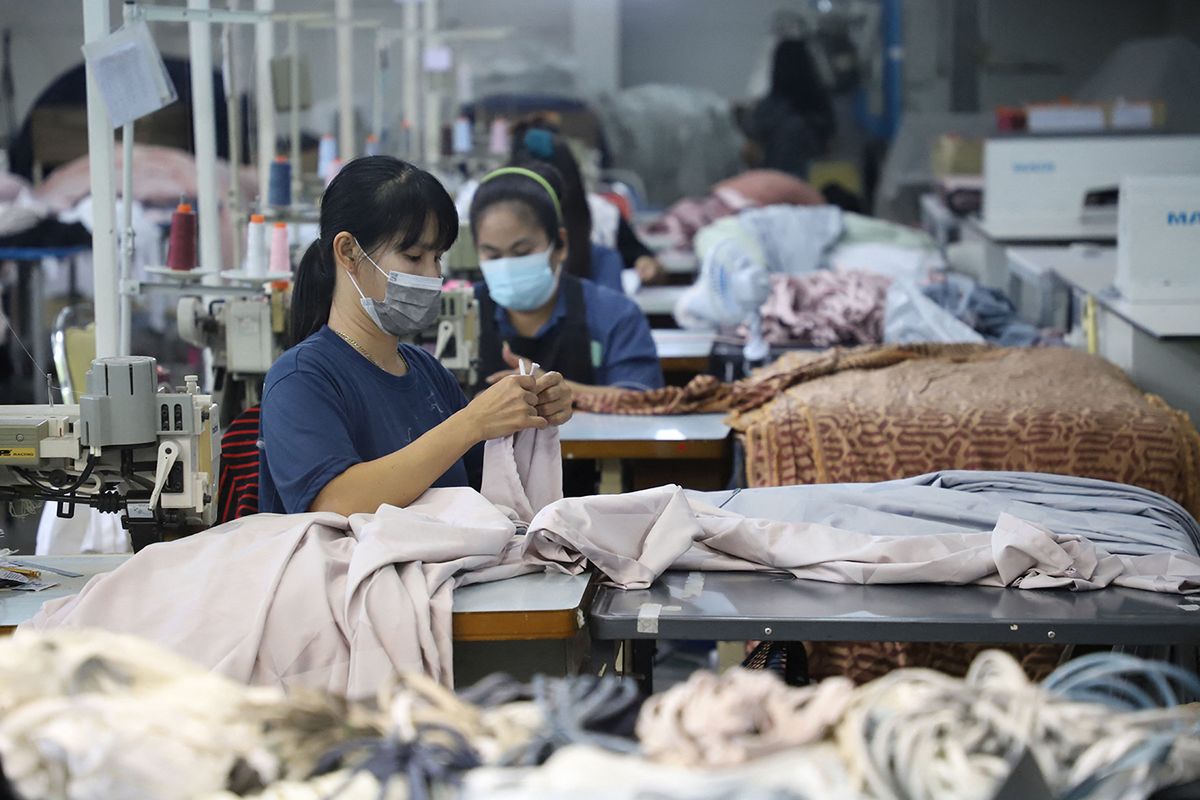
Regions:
[[480, 276, 664, 391], [589, 243, 625, 294], [258, 326, 482, 514]]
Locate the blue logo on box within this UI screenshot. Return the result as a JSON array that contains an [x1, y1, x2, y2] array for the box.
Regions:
[[1013, 162, 1055, 173], [1166, 211, 1200, 226]]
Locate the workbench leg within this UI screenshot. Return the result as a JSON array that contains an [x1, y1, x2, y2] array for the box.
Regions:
[[30, 263, 47, 403], [631, 639, 656, 696], [588, 638, 618, 678], [783, 642, 810, 687]]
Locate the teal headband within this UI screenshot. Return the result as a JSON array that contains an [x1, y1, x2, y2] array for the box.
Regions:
[[478, 166, 563, 223]]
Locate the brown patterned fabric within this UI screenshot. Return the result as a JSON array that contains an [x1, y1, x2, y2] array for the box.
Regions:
[[805, 640, 1065, 684], [578, 343, 1200, 518]]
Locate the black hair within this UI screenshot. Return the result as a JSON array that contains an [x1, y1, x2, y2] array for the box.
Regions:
[[469, 159, 567, 259], [506, 125, 594, 281], [769, 38, 835, 147], [290, 156, 458, 346]]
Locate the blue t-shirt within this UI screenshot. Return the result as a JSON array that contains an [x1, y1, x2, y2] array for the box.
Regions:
[[480, 276, 664, 391], [589, 243, 625, 294], [258, 326, 482, 514]]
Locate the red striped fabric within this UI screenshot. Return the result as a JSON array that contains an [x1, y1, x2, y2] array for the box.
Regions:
[[217, 405, 261, 523]]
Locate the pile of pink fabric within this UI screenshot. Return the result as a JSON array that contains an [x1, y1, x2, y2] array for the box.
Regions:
[[645, 169, 824, 254], [32, 144, 259, 267], [758, 270, 891, 347]]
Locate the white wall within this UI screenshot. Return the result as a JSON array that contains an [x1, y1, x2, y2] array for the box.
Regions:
[[977, 0, 1171, 108], [619, 0, 791, 100]]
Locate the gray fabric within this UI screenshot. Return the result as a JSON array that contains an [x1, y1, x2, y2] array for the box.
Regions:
[[922, 272, 1045, 346], [699, 470, 1200, 558]]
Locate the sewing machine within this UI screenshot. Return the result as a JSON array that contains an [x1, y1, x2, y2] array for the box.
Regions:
[[1114, 175, 1200, 305], [431, 285, 480, 388], [981, 135, 1200, 241], [0, 356, 218, 551]]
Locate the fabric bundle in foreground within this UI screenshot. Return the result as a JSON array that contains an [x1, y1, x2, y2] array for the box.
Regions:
[[2, 630, 1197, 800]]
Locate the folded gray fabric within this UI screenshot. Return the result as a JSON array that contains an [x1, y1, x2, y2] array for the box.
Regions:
[[701, 471, 1199, 558]]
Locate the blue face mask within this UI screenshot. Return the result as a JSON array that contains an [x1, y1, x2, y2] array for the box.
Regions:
[[480, 247, 559, 311]]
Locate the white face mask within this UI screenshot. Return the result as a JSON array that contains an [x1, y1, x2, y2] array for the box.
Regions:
[[346, 242, 444, 336], [479, 246, 559, 311]]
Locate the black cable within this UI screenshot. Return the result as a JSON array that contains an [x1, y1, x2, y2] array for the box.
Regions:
[[13, 453, 97, 497]]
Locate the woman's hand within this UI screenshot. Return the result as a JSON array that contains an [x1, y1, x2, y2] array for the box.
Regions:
[[462, 373, 547, 441], [634, 255, 666, 285], [534, 371, 573, 426]]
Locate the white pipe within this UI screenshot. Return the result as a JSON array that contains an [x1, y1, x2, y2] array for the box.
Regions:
[[118, 3, 136, 358], [222, 2, 242, 269], [288, 17, 301, 202], [83, 0, 120, 359], [336, 0, 353, 161], [254, 0, 275, 208], [120, 126, 134, 356], [402, 0, 418, 158], [188, 0, 221, 279], [422, 0, 440, 168], [372, 27, 384, 144]]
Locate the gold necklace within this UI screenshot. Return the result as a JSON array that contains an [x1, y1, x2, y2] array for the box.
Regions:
[[333, 329, 406, 372]]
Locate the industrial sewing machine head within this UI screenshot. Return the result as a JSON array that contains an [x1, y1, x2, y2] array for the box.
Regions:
[[431, 284, 481, 389], [0, 356, 219, 552]]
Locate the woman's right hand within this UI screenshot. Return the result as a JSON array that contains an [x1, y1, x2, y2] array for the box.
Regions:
[[463, 374, 548, 441]]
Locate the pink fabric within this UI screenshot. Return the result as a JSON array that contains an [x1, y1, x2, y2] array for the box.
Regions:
[[32, 144, 259, 267], [644, 194, 739, 254], [521, 486, 1200, 594], [482, 426, 563, 526], [756, 271, 892, 347], [712, 170, 825, 209], [0, 172, 31, 203], [24, 428, 563, 697]]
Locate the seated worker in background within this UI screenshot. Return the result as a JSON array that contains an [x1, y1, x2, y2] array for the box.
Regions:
[[511, 124, 666, 287], [469, 161, 663, 399], [258, 156, 572, 516], [742, 38, 835, 179], [470, 161, 662, 496]]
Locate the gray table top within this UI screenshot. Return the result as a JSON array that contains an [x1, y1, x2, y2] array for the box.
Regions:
[[558, 412, 730, 443], [1008, 245, 1200, 338], [651, 329, 716, 360], [634, 286, 689, 316], [590, 570, 1200, 645]]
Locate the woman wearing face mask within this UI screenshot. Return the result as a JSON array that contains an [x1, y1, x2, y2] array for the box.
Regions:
[[258, 156, 573, 516], [469, 162, 663, 401]]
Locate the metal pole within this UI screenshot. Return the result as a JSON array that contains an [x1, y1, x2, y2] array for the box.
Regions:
[[84, 0, 120, 359], [422, 0, 440, 168], [372, 27, 384, 144], [289, 18, 301, 202], [336, 0, 354, 161], [402, 0, 418, 158], [254, 0, 275, 207], [188, 0, 222, 279], [223, 0, 243, 269], [119, 3, 136, 357]]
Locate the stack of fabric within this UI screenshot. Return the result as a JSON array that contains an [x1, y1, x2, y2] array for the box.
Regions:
[[578, 344, 1200, 521], [2, 631, 1197, 800]]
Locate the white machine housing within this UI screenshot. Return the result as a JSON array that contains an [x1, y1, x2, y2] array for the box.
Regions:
[[1115, 175, 1200, 304], [0, 357, 219, 548], [982, 135, 1200, 239]]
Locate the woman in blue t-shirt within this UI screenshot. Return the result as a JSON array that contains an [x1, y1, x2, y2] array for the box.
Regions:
[[258, 156, 572, 515]]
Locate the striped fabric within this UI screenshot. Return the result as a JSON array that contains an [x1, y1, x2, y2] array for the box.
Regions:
[[217, 405, 261, 523]]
